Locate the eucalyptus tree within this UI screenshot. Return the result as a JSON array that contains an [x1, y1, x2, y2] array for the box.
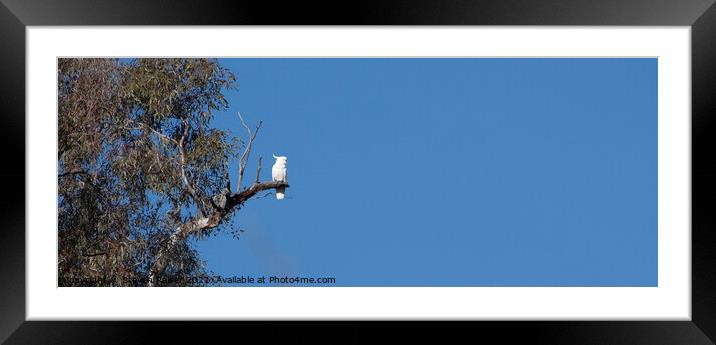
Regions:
[[58, 58, 287, 286]]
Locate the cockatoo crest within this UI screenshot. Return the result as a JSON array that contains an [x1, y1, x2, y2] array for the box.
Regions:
[[272, 154, 287, 164]]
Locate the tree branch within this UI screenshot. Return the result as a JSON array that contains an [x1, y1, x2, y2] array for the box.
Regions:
[[226, 181, 289, 210], [178, 119, 207, 218], [236, 112, 262, 193], [223, 160, 231, 193], [255, 157, 262, 184], [148, 179, 289, 286], [147, 114, 287, 286], [122, 118, 208, 215]]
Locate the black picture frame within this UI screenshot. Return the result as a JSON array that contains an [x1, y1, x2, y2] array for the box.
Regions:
[[1, 0, 715, 343]]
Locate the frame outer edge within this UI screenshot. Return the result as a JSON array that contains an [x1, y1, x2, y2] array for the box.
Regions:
[[692, 0, 716, 342], [0, 0, 714, 25], [2, 0, 716, 344], [0, 1, 26, 345]]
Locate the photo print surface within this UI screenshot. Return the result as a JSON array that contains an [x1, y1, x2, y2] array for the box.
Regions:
[[58, 58, 657, 287]]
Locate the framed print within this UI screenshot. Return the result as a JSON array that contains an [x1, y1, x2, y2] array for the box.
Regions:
[[2, 0, 716, 343]]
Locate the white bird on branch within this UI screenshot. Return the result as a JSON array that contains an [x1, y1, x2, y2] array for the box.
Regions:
[[271, 154, 288, 200]]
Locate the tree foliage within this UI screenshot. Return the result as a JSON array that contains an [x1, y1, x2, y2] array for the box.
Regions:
[[58, 58, 257, 286]]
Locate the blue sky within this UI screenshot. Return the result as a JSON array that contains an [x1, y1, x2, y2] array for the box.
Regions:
[[194, 58, 657, 287]]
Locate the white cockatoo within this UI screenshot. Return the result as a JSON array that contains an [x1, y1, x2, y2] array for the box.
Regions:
[[271, 154, 288, 200]]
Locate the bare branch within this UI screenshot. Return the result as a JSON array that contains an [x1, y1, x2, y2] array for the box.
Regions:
[[255, 157, 262, 184], [237, 111, 251, 136], [227, 180, 289, 210], [236, 112, 262, 193]]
